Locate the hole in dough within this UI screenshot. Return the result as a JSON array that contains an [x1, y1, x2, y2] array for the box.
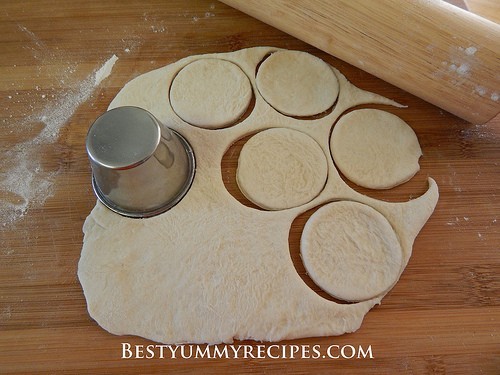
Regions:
[[236, 128, 328, 210], [300, 200, 403, 302], [330, 109, 422, 189], [256, 50, 339, 117], [169, 58, 253, 129], [221, 132, 263, 210], [288, 204, 352, 304]]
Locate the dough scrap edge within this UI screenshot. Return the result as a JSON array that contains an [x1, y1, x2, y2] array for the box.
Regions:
[[78, 201, 382, 345], [364, 177, 440, 301], [79, 194, 384, 344]]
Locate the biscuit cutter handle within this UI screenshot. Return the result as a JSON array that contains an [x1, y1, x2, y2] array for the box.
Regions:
[[220, 0, 500, 124]]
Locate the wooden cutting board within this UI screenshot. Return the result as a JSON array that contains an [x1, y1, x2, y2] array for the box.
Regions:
[[1, 0, 498, 373]]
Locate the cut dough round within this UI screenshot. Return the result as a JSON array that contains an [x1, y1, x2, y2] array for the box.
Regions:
[[170, 58, 252, 129], [330, 109, 422, 189], [236, 128, 327, 210], [300, 201, 403, 302], [256, 50, 339, 117]]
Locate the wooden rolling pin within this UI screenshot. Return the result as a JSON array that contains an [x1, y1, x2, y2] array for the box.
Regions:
[[220, 0, 500, 124]]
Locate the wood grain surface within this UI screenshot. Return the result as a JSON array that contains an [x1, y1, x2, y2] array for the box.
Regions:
[[1, 1, 499, 374]]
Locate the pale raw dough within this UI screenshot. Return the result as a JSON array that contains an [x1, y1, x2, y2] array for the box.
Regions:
[[330, 109, 422, 189], [78, 47, 439, 345], [301, 201, 403, 302], [236, 128, 328, 210], [256, 50, 339, 116], [169, 58, 252, 128]]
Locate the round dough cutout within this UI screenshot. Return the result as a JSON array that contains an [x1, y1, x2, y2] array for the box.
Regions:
[[256, 50, 339, 117], [330, 109, 422, 189], [170, 58, 252, 129], [236, 128, 327, 210], [300, 201, 403, 302]]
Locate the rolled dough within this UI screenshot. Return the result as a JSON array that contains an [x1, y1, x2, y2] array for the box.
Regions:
[[300, 201, 403, 302], [169, 58, 252, 129], [330, 109, 422, 189], [236, 128, 328, 210], [256, 50, 339, 117], [78, 47, 439, 345]]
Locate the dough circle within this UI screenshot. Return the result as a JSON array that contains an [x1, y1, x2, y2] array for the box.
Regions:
[[330, 109, 422, 189], [169, 58, 252, 129], [236, 128, 328, 210], [256, 50, 339, 117], [300, 201, 403, 302]]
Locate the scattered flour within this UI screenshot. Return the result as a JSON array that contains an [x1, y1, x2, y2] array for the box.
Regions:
[[150, 25, 167, 33], [142, 12, 168, 34], [456, 63, 470, 76], [445, 45, 496, 101], [474, 86, 487, 97], [464, 46, 477, 56], [190, 4, 216, 23], [1, 50, 119, 227], [439, 45, 479, 83], [94, 54, 118, 86]]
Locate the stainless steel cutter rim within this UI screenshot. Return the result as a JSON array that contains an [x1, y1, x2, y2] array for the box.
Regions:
[[86, 106, 162, 170], [91, 129, 196, 218]]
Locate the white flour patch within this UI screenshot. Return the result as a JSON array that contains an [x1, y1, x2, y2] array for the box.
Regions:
[[142, 13, 168, 34], [438, 45, 480, 83], [150, 25, 167, 33], [17, 24, 44, 50], [455, 63, 470, 76], [474, 86, 487, 97], [188, 4, 216, 24], [1, 52, 119, 228], [94, 54, 118, 86], [464, 46, 477, 56], [33, 54, 119, 144]]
